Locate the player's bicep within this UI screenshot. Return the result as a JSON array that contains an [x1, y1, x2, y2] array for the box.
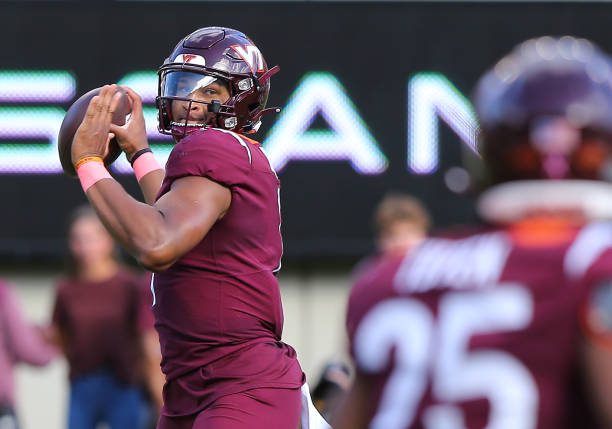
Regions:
[[150, 175, 231, 269], [582, 280, 612, 343], [581, 280, 612, 427]]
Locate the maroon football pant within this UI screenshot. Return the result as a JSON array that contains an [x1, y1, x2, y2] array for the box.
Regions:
[[157, 387, 301, 429]]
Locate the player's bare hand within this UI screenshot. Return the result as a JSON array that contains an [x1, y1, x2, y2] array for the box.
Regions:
[[71, 84, 122, 166], [110, 86, 150, 161]]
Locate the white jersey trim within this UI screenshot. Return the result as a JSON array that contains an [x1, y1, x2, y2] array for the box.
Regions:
[[150, 273, 156, 307], [564, 222, 612, 280], [214, 128, 252, 165], [273, 186, 283, 273]]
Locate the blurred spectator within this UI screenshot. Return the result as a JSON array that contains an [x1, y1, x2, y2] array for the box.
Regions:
[[353, 193, 431, 282], [0, 280, 56, 429], [50, 206, 157, 429], [310, 360, 351, 423], [373, 192, 431, 257]]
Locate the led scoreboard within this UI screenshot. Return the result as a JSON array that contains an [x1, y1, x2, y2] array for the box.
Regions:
[[0, 70, 476, 176], [1, 1, 611, 263]]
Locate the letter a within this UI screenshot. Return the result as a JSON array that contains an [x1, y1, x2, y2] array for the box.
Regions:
[[263, 72, 387, 174]]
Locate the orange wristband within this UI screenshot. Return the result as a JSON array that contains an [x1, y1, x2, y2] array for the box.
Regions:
[[74, 156, 103, 170]]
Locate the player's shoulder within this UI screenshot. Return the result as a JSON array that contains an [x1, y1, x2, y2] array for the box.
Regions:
[[169, 127, 255, 170], [564, 221, 612, 280], [351, 227, 508, 299], [351, 254, 404, 298], [347, 254, 405, 331], [394, 227, 511, 294], [179, 127, 251, 153], [568, 221, 612, 251]]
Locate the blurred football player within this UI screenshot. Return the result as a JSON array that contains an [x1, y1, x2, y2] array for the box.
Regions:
[[68, 27, 329, 429], [334, 36, 612, 429]]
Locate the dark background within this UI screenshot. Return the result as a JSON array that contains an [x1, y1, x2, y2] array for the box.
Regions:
[[1, 1, 611, 266]]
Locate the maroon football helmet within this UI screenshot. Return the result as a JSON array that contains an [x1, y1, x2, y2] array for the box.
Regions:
[[473, 36, 612, 186], [156, 27, 279, 138]]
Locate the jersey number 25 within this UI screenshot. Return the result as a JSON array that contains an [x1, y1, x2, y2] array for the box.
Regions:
[[354, 285, 538, 429]]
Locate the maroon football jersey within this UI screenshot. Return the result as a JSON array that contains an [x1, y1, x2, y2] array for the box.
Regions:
[[153, 128, 303, 416], [347, 221, 612, 429]]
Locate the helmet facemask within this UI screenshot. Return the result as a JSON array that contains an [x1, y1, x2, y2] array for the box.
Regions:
[[157, 67, 237, 138], [156, 63, 280, 139]]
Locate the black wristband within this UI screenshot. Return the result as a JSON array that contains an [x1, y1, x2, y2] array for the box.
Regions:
[[129, 148, 153, 166]]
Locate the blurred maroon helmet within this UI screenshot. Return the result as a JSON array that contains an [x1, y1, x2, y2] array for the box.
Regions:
[[156, 27, 279, 138], [473, 36, 612, 186]]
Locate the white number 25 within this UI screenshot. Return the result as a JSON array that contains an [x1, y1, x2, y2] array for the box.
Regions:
[[354, 285, 538, 429]]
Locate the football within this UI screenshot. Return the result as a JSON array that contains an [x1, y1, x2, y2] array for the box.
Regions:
[[58, 87, 131, 177]]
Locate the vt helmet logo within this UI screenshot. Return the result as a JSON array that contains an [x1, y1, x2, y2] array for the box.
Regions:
[[231, 45, 265, 74], [172, 54, 206, 66]]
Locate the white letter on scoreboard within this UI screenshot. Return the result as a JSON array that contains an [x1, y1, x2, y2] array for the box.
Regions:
[[263, 72, 388, 175], [407, 73, 479, 174], [0, 71, 76, 173]]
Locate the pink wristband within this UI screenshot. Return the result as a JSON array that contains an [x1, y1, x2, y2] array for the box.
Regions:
[[77, 160, 112, 192], [133, 152, 162, 182]]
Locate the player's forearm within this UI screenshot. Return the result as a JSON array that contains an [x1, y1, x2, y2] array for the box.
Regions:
[[333, 405, 368, 429], [332, 374, 371, 429], [85, 179, 177, 271], [138, 169, 165, 205], [582, 338, 612, 428]]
